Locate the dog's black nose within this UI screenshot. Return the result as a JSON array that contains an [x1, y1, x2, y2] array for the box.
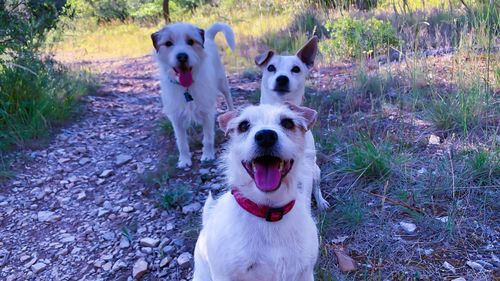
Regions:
[[176, 53, 188, 63], [255, 129, 278, 148], [276, 75, 289, 87]]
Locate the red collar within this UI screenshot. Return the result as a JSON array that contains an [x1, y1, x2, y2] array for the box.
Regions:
[[231, 188, 295, 222]]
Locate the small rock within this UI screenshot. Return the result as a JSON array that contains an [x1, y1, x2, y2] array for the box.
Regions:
[[176, 252, 192, 268], [139, 237, 160, 248], [399, 222, 416, 233], [116, 154, 133, 166], [38, 211, 58, 222], [122, 206, 134, 213], [102, 231, 116, 241], [132, 259, 148, 280], [79, 157, 91, 165], [20, 255, 31, 262], [99, 169, 114, 178], [443, 261, 456, 273], [31, 262, 47, 274], [119, 237, 130, 249], [436, 216, 449, 223], [199, 168, 209, 175], [60, 235, 75, 243], [102, 262, 112, 271], [466, 261, 484, 271], [77, 191, 87, 201], [162, 245, 175, 255], [182, 202, 201, 214], [159, 256, 171, 268], [112, 260, 126, 271], [428, 134, 440, 145], [417, 167, 427, 175]]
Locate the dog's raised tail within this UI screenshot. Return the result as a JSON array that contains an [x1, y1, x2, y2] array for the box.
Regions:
[[206, 23, 235, 51]]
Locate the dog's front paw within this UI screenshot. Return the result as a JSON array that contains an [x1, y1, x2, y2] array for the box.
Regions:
[[316, 198, 330, 211], [200, 151, 216, 162], [177, 157, 192, 169]]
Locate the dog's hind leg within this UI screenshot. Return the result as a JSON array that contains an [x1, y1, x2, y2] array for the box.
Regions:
[[171, 116, 192, 168], [200, 112, 216, 162], [313, 163, 330, 210], [219, 78, 234, 111]]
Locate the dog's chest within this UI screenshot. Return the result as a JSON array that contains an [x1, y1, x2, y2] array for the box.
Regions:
[[228, 248, 311, 281]]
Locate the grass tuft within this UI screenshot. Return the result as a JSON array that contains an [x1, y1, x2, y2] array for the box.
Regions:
[[159, 183, 193, 210], [349, 139, 392, 180]]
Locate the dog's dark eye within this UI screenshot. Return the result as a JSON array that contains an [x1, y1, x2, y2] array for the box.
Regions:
[[165, 41, 173, 47], [281, 118, 295, 130], [291, 66, 301, 73], [267, 64, 276, 72], [238, 120, 250, 133], [187, 39, 194, 46]]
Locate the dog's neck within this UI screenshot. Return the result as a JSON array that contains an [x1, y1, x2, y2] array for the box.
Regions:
[[260, 85, 305, 106]]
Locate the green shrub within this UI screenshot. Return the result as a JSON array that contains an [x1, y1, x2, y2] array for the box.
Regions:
[[320, 16, 400, 60], [160, 184, 193, 209], [0, 57, 94, 151]]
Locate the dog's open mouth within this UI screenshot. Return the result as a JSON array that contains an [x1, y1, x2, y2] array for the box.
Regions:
[[174, 67, 193, 87], [242, 156, 294, 192]]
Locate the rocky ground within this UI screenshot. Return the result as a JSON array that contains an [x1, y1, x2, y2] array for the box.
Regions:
[[0, 56, 258, 281]]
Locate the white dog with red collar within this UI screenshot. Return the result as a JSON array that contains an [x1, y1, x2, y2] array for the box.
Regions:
[[151, 22, 234, 168], [193, 104, 319, 281]]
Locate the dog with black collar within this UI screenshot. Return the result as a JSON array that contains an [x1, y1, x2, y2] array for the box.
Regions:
[[193, 103, 319, 281], [151, 22, 235, 168]]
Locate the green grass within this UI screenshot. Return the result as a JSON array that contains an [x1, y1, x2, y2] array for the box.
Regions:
[[349, 139, 392, 180], [159, 183, 193, 210], [428, 79, 491, 134], [0, 57, 95, 152]]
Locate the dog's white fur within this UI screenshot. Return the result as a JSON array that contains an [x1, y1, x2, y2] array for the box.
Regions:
[[193, 104, 319, 281], [152, 22, 234, 168], [255, 37, 329, 210]]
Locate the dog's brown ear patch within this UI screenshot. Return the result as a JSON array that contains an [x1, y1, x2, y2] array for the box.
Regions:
[[254, 50, 274, 67], [218, 110, 239, 135], [151, 31, 161, 52], [296, 36, 318, 68], [286, 102, 317, 131]]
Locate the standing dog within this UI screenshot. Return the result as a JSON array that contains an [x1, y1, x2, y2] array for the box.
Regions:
[[193, 104, 319, 281], [255, 37, 329, 210], [152, 22, 234, 168]]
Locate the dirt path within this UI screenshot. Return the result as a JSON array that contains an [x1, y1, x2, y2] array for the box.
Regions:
[[0, 55, 261, 280]]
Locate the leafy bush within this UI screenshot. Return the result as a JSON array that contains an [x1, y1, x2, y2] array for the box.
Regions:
[[0, 57, 94, 151], [320, 16, 400, 60], [0, 1, 94, 152], [0, 0, 68, 56]]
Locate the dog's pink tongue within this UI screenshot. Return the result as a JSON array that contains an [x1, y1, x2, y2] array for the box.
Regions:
[[178, 70, 193, 88], [254, 162, 281, 192]]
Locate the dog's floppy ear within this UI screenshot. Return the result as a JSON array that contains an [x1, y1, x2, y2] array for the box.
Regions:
[[254, 50, 274, 67], [296, 36, 318, 68], [286, 102, 317, 131], [218, 110, 239, 135], [198, 28, 205, 47], [151, 31, 161, 52]]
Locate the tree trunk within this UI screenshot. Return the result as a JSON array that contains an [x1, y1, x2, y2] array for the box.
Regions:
[[163, 0, 170, 24]]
